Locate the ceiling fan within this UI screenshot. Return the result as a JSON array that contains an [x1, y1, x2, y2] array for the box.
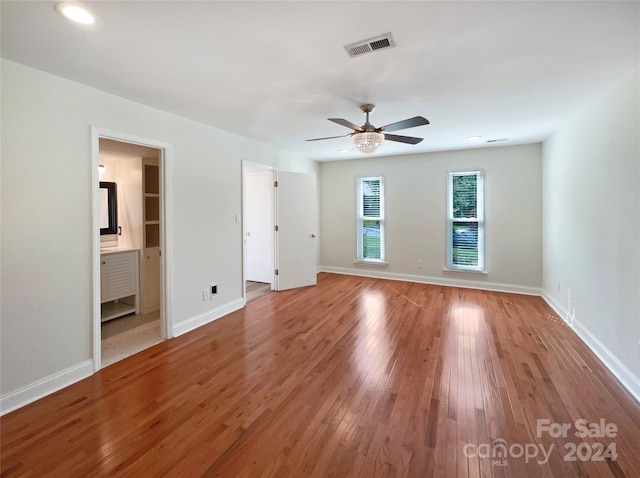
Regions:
[[306, 104, 430, 154]]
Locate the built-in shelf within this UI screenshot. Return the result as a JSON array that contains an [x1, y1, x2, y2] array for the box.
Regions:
[[145, 196, 160, 222], [145, 224, 160, 248], [142, 158, 161, 315], [144, 164, 159, 195]]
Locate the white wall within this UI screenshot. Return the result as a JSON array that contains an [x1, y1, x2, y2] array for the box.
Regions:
[[320, 144, 542, 291], [96, 155, 144, 252], [542, 68, 640, 399], [0, 59, 317, 407], [113, 157, 143, 251]]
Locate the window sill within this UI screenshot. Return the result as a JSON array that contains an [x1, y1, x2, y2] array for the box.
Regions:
[[354, 260, 388, 267], [443, 267, 488, 275]]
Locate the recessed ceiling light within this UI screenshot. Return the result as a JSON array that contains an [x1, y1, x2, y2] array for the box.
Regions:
[[467, 136, 482, 141], [338, 149, 349, 153], [56, 2, 97, 25]]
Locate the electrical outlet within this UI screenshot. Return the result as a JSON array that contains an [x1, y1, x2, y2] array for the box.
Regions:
[[202, 289, 209, 300], [417, 259, 424, 269]]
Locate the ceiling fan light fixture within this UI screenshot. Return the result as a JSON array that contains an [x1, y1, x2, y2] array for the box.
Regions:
[[56, 2, 97, 25], [352, 132, 384, 154]]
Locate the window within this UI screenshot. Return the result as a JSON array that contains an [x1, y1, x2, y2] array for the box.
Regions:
[[447, 171, 484, 271], [356, 176, 385, 262]]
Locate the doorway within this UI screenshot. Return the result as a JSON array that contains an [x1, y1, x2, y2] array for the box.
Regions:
[[243, 162, 275, 303], [242, 163, 319, 299], [91, 128, 172, 370]]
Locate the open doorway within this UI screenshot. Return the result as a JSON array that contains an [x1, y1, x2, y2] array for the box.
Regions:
[[242, 164, 319, 299], [243, 162, 275, 303], [92, 129, 171, 370]]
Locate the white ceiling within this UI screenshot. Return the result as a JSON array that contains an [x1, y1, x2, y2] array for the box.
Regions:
[[2, 1, 638, 161]]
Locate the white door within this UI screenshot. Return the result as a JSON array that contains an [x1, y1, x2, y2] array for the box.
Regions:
[[245, 171, 274, 284], [275, 171, 318, 291]]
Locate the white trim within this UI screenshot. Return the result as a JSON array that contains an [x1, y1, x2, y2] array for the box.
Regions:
[[447, 170, 484, 272], [540, 290, 569, 322], [353, 260, 388, 267], [91, 128, 101, 371], [91, 127, 174, 373], [173, 299, 245, 337], [0, 360, 93, 416], [356, 176, 385, 263], [161, 145, 174, 340], [243, 161, 274, 173], [319, 266, 542, 296], [443, 267, 488, 275], [542, 291, 640, 404]]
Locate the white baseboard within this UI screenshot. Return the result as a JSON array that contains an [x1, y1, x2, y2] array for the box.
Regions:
[[172, 298, 244, 337], [541, 290, 570, 321], [0, 359, 94, 416], [542, 292, 640, 404], [1, 299, 245, 416], [319, 266, 542, 296]]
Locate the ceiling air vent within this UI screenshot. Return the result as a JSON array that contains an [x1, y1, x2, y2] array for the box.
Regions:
[[345, 33, 396, 58], [486, 138, 509, 143]]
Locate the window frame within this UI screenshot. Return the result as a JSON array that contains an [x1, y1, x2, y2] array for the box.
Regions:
[[446, 170, 485, 272], [356, 176, 385, 263]]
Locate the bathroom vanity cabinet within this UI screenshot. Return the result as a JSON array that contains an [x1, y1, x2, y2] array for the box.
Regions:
[[100, 249, 140, 322]]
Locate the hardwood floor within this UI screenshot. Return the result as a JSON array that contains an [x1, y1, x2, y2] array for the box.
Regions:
[[2, 273, 640, 477]]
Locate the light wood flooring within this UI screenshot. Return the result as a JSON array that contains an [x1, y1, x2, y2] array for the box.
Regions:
[[2, 273, 640, 477], [246, 280, 272, 303]]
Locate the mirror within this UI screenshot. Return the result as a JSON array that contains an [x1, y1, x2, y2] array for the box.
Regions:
[[99, 181, 118, 235]]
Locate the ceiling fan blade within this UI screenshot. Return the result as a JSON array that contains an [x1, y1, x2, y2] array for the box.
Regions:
[[380, 116, 430, 133], [328, 118, 364, 132], [305, 133, 352, 142], [383, 134, 424, 145]]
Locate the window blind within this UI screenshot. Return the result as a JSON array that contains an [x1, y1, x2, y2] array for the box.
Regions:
[[447, 171, 484, 271], [356, 176, 385, 262]]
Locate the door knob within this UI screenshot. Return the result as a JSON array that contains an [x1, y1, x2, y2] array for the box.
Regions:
[[311, 233, 317, 238]]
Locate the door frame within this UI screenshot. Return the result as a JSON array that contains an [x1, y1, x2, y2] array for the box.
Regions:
[[241, 160, 275, 304], [90, 126, 173, 371]]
